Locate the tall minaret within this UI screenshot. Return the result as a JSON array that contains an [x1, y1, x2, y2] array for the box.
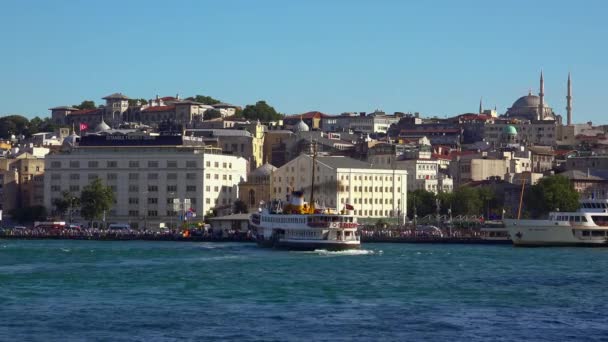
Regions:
[[538, 70, 545, 119], [566, 72, 572, 125], [479, 97, 483, 114]]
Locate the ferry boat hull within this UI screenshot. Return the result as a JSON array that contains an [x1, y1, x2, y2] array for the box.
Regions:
[[256, 238, 360, 251], [504, 219, 608, 247]]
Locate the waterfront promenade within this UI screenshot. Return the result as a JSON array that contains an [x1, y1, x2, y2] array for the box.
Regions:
[[0, 226, 506, 244]]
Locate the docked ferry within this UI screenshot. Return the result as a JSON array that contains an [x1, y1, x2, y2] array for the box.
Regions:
[[504, 198, 608, 246], [250, 192, 361, 251]]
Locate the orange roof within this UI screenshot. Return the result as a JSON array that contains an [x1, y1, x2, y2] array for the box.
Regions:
[[70, 108, 102, 115], [142, 105, 175, 113], [285, 111, 330, 120]]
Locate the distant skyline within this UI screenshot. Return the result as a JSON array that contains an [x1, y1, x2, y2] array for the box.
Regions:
[[1, 0, 607, 123]]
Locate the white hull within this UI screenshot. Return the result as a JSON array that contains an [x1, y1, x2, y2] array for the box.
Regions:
[[504, 219, 608, 246]]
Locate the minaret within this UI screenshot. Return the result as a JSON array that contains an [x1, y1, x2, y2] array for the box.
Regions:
[[566, 72, 572, 125], [479, 97, 483, 114], [538, 70, 545, 119]]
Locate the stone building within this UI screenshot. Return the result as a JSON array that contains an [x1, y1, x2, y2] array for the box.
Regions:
[[238, 163, 276, 212]]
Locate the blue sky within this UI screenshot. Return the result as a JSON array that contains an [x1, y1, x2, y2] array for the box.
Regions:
[[1, 0, 607, 123]]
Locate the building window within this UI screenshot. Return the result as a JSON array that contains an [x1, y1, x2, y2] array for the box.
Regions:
[[167, 173, 177, 180], [129, 210, 139, 217], [69, 161, 80, 168], [51, 161, 61, 168], [128, 198, 139, 204], [214, 186, 219, 192], [214, 162, 219, 167], [167, 161, 177, 168], [148, 161, 159, 168], [69, 185, 80, 192], [51, 173, 61, 180], [88, 174, 98, 180], [107, 173, 117, 180], [129, 185, 139, 192], [167, 185, 177, 192], [147, 197, 158, 204], [206, 174, 210, 179], [69, 174, 80, 180], [88, 161, 98, 168], [186, 185, 196, 192], [148, 185, 158, 192], [206, 161, 210, 167], [186, 161, 197, 168], [129, 161, 140, 168], [147, 210, 158, 217], [107, 161, 117, 168], [148, 173, 158, 180], [51, 185, 61, 192], [129, 173, 139, 180], [186, 173, 196, 180]]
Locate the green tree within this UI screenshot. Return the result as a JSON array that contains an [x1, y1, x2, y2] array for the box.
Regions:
[[452, 186, 483, 216], [205, 109, 222, 120], [525, 175, 579, 218], [407, 189, 436, 219], [52, 191, 81, 220], [240, 100, 283, 121], [80, 178, 115, 225], [436, 191, 454, 215], [193, 95, 220, 105], [0, 115, 30, 138], [73, 100, 96, 110], [233, 200, 248, 214], [128, 98, 148, 106]]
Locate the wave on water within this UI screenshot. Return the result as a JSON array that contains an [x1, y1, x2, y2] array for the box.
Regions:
[[61, 248, 71, 253], [310, 249, 379, 256]]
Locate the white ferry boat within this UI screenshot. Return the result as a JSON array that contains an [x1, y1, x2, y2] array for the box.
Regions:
[[250, 192, 361, 251], [479, 221, 511, 244], [504, 198, 608, 246]]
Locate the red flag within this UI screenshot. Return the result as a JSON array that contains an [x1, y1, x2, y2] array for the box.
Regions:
[[79, 123, 88, 131], [345, 204, 354, 210]]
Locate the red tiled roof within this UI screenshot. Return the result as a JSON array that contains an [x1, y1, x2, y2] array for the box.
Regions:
[[400, 128, 461, 134], [457, 114, 493, 121], [70, 108, 103, 115], [285, 111, 330, 120], [142, 105, 175, 113], [431, 153, 452, 160], [160, 96, 177, 101]]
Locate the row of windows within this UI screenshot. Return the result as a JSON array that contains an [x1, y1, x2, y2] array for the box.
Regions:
[[553, 215, 588, 222], [51, 160, 198, 169], [340, 186, 399, 193], [204, 186, 233, 193], [206, 173, 233, 180], [205, 161, 233, 169], [55, 173, 199, 181]]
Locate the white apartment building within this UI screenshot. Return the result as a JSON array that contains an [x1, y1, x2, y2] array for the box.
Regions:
[[44, 134, 247, 229], [271, 154, 407, 220]]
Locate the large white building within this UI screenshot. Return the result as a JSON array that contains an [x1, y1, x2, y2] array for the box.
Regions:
[[271, 154, 408, 220], [44, 133, 247, 229]]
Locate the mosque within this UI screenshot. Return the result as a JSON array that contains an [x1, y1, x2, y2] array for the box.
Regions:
[[501, 72, 573, 125]]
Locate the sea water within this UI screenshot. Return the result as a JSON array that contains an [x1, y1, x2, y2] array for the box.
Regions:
[[1, 240, 608, 341]]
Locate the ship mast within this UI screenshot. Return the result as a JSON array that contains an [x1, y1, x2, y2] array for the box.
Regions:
[[309, 140, 317, 209]]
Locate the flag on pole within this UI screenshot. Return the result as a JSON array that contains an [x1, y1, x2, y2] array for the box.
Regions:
[[345, 204, 354, 210], [79, 122, 88, 131]]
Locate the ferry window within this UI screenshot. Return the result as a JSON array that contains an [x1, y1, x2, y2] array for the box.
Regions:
[[569, 216, 575, 221], [592, 231, 605, 237], [575, 216, 581, 222], [582, 216, 588, 222], [582, 231, 590, 236]]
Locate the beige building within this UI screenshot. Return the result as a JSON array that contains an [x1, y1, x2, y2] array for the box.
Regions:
[[454, 151, 532, 185], [44, 134, 247, 229], [0, 153, 45, 216], [271, 154, 408, 219], [238, 163, 276, 212]]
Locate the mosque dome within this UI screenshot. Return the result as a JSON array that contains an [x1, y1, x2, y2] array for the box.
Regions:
[[250, 163, 277, 177], [503, 125, 517, 135], [62, 131, 80, 148], [94, 119, 111, 133], [510, 94, 549, 110], [293, 119, 309, 132]]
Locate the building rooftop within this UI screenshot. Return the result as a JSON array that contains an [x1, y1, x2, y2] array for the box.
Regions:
[[102, 93, 130, 100], [142, 105, 175, 113]]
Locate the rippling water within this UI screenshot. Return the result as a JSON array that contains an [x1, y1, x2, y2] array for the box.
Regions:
[[2, 240, 608, 341]]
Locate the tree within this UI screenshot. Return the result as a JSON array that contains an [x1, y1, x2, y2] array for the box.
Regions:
[[80, 178, 115, 225], [0, 115, 29, 138], [205, 109, 222, 120], [240, 100, 283, 121], [193, 95, 220, 105], [10, 205, 47, 223], [52, 191, 81, 221], [407, 189, 436, 219], [233, 200, 248, 214], [73, 100, 96, 110], [451, 186, 483, 216], [128, 98, 148, 106], [525, 175, 579, 218]]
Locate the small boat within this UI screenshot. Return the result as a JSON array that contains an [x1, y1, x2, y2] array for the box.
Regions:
[[479, 220, 511, 244]]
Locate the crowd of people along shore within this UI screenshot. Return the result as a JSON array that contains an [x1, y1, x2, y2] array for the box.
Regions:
[[0, 225, 486, 242]]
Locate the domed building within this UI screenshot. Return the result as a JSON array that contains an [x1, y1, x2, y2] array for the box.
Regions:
[[501, 125, 518, 145], [238, 163, 277, 212], [292, 118, 310, 133], [505, 72, 555, 121]]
